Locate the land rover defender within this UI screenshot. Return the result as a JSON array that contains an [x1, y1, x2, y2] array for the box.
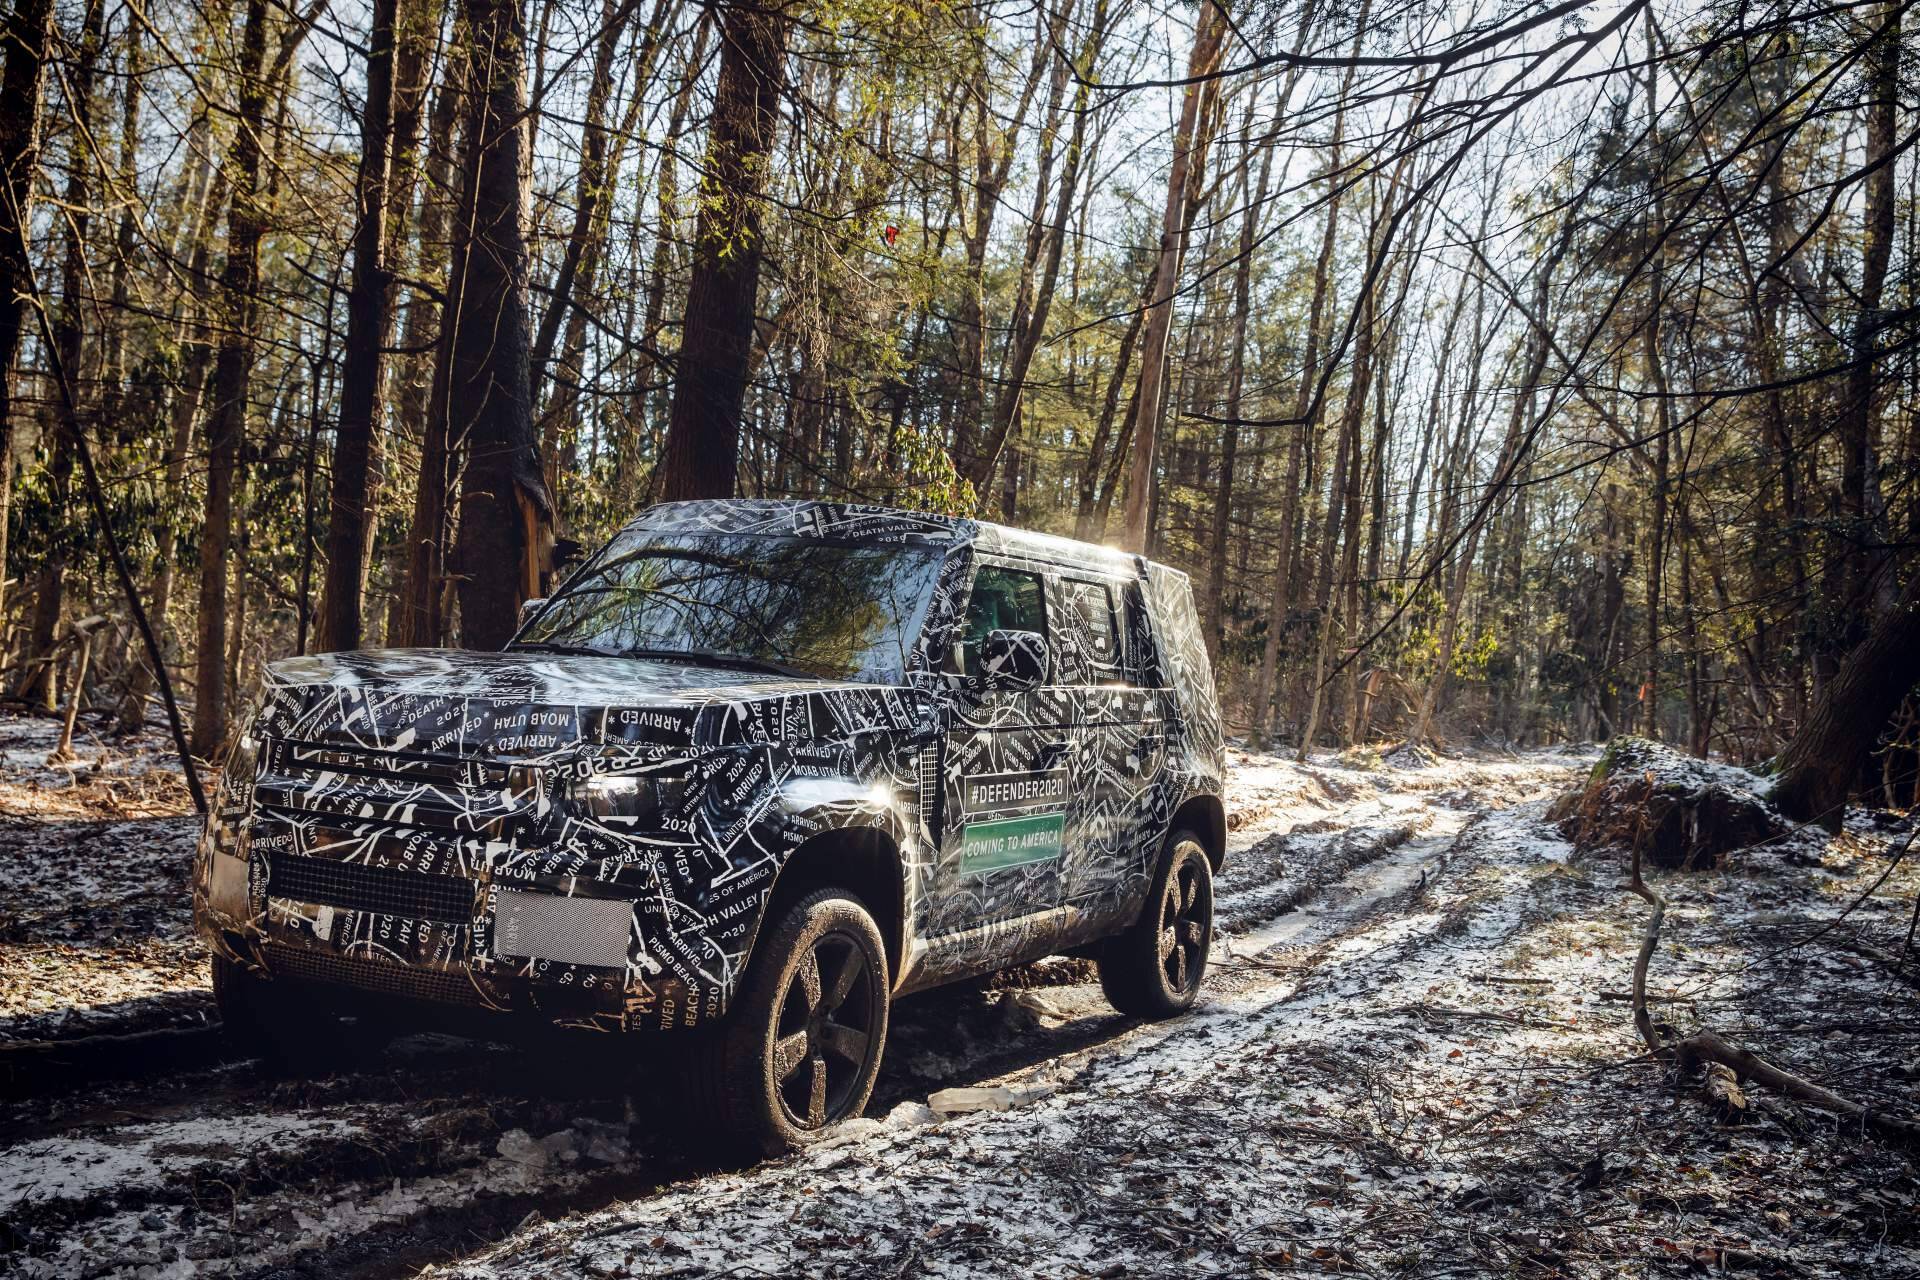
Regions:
[[194, 499, 1226, 1151]]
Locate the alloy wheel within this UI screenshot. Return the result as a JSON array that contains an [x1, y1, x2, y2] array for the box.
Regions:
[[771, 930, 877, 1128], [1158, 854, 1210, 997]]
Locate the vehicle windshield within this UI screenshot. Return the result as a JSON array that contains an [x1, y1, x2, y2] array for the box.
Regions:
[[512, 532, 943, 684]]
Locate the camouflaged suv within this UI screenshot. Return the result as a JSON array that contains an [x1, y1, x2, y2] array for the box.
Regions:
[[195, 499, 1225, 1152]]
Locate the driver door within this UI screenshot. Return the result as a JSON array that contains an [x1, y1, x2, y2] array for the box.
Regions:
[[926, 561, 1074, 952]]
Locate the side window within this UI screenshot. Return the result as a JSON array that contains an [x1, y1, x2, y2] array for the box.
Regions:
[[960, 564, 1046, 677], [1123, 581, 1162, 688], [1058, 578, 1123, 684]]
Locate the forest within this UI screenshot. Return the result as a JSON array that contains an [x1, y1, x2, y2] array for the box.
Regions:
[[2, 0, 1919, 1271], [0, 0, 1913, 798]]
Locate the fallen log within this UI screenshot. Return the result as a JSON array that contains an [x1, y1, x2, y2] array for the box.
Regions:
[[1673, 1029, 1920, 1147], [1624, 790, 1920, 1150]]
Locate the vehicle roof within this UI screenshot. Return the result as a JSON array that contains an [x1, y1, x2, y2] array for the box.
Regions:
[[621, 498, 1153, 577]]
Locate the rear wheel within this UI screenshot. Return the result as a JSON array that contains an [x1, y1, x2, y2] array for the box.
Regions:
[[676, 888, 889, 1156], [1097, 832, 1213, 1017]]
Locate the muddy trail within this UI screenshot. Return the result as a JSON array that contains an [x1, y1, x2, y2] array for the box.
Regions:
[[0, 711, 1588, 1280], [9, 717, 1916, 1279]]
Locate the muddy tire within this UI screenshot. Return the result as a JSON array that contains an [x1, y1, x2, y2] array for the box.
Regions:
[[675, 889, 890, 1157], [1098, 831, 1213, 1018], [212, 954, 342, 1073]]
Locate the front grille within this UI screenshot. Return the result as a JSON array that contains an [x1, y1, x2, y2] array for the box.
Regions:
[[264, 945, 494, 1008], [255, 737, 533, 837], [267, 855, 476, 924]]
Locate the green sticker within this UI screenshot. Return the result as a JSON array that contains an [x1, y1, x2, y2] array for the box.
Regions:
[[960, 813, 1065, 875]]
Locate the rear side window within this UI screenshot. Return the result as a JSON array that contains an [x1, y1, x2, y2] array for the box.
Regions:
[[1057, 577, 1125, 684], [960, 564, 1046, 676], [1123, 582, 1163, 687]]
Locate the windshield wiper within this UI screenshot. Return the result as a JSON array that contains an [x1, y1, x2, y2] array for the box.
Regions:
[[620, 647, 814, 681], [509, 641, 617, 658]]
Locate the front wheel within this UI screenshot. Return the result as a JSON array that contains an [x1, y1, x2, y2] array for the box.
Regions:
[[1098, 833, 1214, 1017], [676, 888, 890, 1156]]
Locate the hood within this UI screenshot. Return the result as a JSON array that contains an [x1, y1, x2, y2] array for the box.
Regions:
[[265, 648, 849, 703], [254, 648, 928, 757]]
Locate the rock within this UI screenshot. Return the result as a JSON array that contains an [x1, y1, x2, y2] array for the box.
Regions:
[[496, 1128, 544, 1166], [496, 1127, 578, 1168], [811, 1117, 885, 1150], [1544, 788, 1583, 824], [1010, 991, 1072, 1022], [1555, 736, 1784, 869], [885, 1100, 939, 1127], [926, 1083, 1056, 1117]]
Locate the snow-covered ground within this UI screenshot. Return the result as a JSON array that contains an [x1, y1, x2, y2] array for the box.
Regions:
[[0, 713, 204, 1041], [1, 712, 1915, 1278]]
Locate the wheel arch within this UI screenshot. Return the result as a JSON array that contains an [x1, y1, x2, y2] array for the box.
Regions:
[[754, 825, 907, 987], [1172, 792, 1227, 870]]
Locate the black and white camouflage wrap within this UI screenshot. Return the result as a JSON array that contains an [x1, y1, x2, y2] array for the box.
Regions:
[[193, 500, 1225, 1033]]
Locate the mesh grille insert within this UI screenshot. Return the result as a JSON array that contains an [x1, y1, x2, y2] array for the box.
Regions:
[[492, 890, 633, 968], [267, 856, 475, 924], [264, 945, 493, 1007]]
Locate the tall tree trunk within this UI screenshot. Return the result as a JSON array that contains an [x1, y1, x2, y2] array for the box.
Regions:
[[370, 0, 440, 646], [1639, 11, 1671, 738], [190, 0, 270, 757], [947, 3, 1056, 484], [967, 0, 1102, 493], [450, 0, 552, 648], [1244, 3, 1365, 748], [1074, 285, 1146, 538], [1833, 0, 1901, 621], [0, 0, 55, 627], [1205, 84, 1286, 661], [1772, 569, 1920, 829], [99, 12, 141, 427], [1247, 163, 1342, 747], [15, 0, 103, 708], [654, 0, 793, 502], [117, 159, 225, 731], [319, 0, 403, 653], [624, 12, 712, 501], [394, 31, 468, 647], [1119, 0, 1226, 552], [530, 0, 656, 465], [1296, 285, 1375, 760]]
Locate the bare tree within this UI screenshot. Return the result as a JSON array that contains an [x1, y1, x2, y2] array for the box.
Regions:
[[654, 0, 794, 502], [449, 0, 552, 648], [0, 0, 55, 627], [318, 0, 405, 652], [191, 0, 271, 757], [1119, 0, 1226, 553]]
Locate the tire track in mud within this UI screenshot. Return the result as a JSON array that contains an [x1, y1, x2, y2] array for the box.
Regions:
[[0, 754, 1585, 1280]]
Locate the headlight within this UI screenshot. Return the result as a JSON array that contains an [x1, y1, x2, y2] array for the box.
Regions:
[[561, 768, 693, 827]]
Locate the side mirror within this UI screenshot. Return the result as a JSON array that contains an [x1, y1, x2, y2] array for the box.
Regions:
[[975, 629, 1047, 694], [518, 597, 548, 629]]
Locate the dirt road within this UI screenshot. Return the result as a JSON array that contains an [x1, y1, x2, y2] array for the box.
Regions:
[[2, 715, 1915, 1278]]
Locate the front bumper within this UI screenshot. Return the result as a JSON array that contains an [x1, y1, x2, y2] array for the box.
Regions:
[[192, 747, 745, 1034], [198, 835, 719, 1032]]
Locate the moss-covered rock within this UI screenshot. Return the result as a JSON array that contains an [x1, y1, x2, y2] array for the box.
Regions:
[[1555, 736, 1785, 869]]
